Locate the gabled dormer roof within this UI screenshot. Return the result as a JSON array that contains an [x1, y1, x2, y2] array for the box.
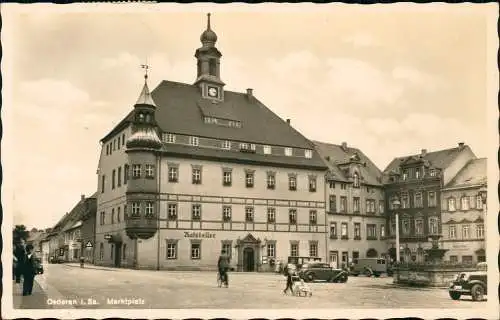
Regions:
[[313, 141, 383, 186], [382, 144, 475, 184]]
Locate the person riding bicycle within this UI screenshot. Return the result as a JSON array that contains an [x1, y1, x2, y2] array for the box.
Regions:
[[217, 250, 230, 287]]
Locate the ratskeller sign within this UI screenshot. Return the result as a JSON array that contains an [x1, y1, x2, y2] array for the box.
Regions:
[[184, 231, 216, 239]]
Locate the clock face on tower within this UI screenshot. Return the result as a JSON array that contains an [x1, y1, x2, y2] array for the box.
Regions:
[[207, 86, 219, 98]]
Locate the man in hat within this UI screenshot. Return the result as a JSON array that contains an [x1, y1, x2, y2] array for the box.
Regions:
[[21, 244, 37, 296]]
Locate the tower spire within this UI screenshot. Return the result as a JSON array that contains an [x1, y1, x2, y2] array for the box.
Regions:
[[135, 64, 156, 107], [207, 13, 211, 30]]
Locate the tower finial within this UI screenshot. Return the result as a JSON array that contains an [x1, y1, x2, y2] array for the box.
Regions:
[[141, 63, 150, 81], [207, 13, 211, 30]]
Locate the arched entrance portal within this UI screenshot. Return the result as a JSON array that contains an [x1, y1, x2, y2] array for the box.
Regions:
[[235, 233, 261, 272], [243, 247, 255, 272]]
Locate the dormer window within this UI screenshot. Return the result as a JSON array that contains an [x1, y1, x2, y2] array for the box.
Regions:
[[164, 133, 176, 143], [222, 140, 231, 150], [415, 168, 421, 179], [402, 170, 408, 180], [138, 113, 145, 122], [304, 150, 313, 159], [285, 147, 293, 156], [189, 136, 199, 146], [353, 172, 360, 188], [145, 114, 151, 122], [263, 145, 272, 155], [430, 169, 436, 177]]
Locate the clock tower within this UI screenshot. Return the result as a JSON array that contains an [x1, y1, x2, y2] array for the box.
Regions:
[[194, 13, 225, 101]]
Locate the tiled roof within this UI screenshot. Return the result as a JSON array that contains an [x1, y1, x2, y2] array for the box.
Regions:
[[382, 145, 474, 183], [445, 158, 487, 188], [102, 80, 327, 169], [312, 141, 383, 186], [51, 193, 97, 234], [151, 81, 317, 149]]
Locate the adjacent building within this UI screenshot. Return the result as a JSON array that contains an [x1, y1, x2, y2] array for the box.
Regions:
[[314, 141, 387, 268], [382, 143, 477, 262], [441, 158, 486, 263], [45, 194, 97, 263], [94, 14, 328, 271]]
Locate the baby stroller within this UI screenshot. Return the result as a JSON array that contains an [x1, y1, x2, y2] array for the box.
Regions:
[[291, 274, 312, 297]]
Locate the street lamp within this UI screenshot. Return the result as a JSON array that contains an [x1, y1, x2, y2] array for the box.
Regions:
[[391, 197, 401, 263]]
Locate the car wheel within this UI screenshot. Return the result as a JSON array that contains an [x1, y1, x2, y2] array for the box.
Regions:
[[364, 269, 372, 277], [374, 273, 380, 278], [471, 284, 485, 301], [306, 273, 315, 282], [449, 291, 461, 300]]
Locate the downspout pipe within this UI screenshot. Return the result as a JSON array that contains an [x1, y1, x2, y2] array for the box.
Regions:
[[156, 151, 161, 271]]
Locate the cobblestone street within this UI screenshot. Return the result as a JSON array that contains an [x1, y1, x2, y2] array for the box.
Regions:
[[13, 264, 487, 310]]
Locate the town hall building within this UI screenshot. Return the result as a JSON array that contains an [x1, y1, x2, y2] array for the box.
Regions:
[[94, 14, 329, 271]]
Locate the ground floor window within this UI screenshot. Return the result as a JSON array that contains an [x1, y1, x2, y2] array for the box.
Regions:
[[290, 242, 299, 257], [309, 241, 318, 257], [73, 249, 79, 259], [110, 244, 114, 260], [166, 241, 177, 259], [341, 251, 348, 263], [191, 241, 201, 260], [267, 243, 276, 258], [122, 244, 127, 260], [221, 242, 232, 259], [462, 255, 473, 264]]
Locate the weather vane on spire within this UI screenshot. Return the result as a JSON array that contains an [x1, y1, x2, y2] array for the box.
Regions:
[[141, 63, 150, 80]]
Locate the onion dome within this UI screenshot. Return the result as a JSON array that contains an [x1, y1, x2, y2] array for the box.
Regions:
[[126, 127, 162, 150], [200, 13, 217, 46]]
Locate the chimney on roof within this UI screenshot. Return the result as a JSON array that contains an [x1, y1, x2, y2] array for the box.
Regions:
[[458, 142, 465, 149], [81, 194, 85, 201], [421, 149, 427, 157], [286, 119, 291, 125], [325, 156, 331, 162], [246, 88, 253, 99], [341, 142, 347, 151]]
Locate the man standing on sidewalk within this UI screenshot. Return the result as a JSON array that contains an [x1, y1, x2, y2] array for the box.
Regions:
[[13, 241, 26, 283], [21, 244, 37, 296]]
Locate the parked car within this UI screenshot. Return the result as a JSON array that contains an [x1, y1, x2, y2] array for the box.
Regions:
[[34, 258, 44, 274], [350, 258, 388, 277], [448, 262, 487, 301], [298, 262, 348, 283]]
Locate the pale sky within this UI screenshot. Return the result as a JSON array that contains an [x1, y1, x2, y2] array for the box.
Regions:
[[2, 4, 497, 229]]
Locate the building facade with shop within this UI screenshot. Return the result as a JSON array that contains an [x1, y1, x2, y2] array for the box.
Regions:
[[94, 14, 328, 271], [314, 141, 387, 269], [382, 143, 477, 262], [440, 158, 486, 263]]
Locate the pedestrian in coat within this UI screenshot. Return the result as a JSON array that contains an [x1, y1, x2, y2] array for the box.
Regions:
[[282, 264, 294, 295], [13, 242, 26, 283], [21, 244, 37, 296]]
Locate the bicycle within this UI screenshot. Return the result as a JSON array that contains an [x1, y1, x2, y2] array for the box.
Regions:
[[217, 269, 229, 288], [217, 272, 223, 288]]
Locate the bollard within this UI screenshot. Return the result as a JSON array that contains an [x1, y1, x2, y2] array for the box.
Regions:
[[80, 257, 85, 268]]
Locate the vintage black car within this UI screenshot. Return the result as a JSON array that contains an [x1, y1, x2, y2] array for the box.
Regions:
[[448, 262, 487, 301], [298, 262, 348, 283]]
